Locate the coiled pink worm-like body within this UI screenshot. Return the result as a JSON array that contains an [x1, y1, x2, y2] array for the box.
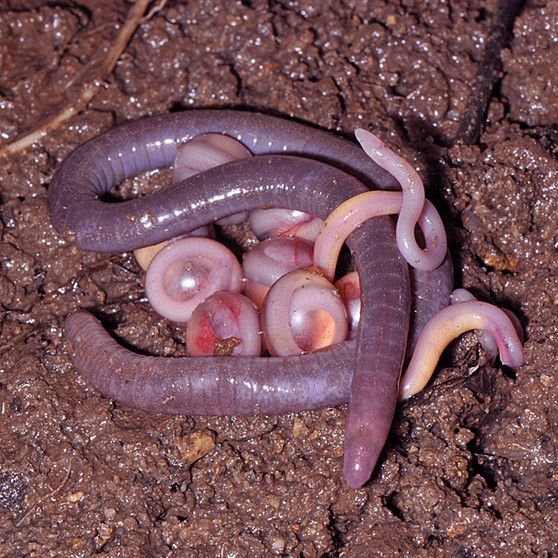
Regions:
[[144, 236, 243, 323], [186, 292, 262, 357], [261, 267, 349, 356], [242, 236, 315, 308], [399, 300, 525, 401], [313, 190, 446, 282], [355, 128, 445, 271]]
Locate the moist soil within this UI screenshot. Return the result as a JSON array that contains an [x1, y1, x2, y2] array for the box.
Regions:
[[1, 1, 558, 556]]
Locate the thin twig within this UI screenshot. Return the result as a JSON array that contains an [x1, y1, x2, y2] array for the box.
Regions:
[[456, 0, 524, 144], [141, 0, 169, 23], [0, 0, 151, 158]]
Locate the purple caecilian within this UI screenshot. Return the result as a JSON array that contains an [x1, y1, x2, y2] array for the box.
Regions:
[[48, 110, 523, 488]]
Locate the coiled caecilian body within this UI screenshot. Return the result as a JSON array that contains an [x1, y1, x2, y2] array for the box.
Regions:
[[49, 110, 454, 488]]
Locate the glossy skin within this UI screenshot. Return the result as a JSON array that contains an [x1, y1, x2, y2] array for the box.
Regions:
[[49, 111, 453, 488], [144, 236, 243, 323], [243, 236, 315, 308], [261, 267, 349, 356], [58, 158, 416, 481], [186, 292, 262, 357], [399, 299, 525, 400], [65, 310, 357, 415], [48, 110, 400, 253]]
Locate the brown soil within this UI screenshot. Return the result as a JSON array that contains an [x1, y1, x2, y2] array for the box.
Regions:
[[1, 1, 557, 556]]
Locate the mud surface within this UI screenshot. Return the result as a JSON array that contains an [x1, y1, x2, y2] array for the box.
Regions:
[[1, 1, 558, 556]]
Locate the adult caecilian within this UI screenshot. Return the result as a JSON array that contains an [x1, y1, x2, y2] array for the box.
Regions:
[[49, 110, 453, 488], [48, 110, 401, 252]]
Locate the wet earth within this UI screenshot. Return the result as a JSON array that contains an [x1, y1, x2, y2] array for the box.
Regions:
[[1, 0, 558, 556]]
